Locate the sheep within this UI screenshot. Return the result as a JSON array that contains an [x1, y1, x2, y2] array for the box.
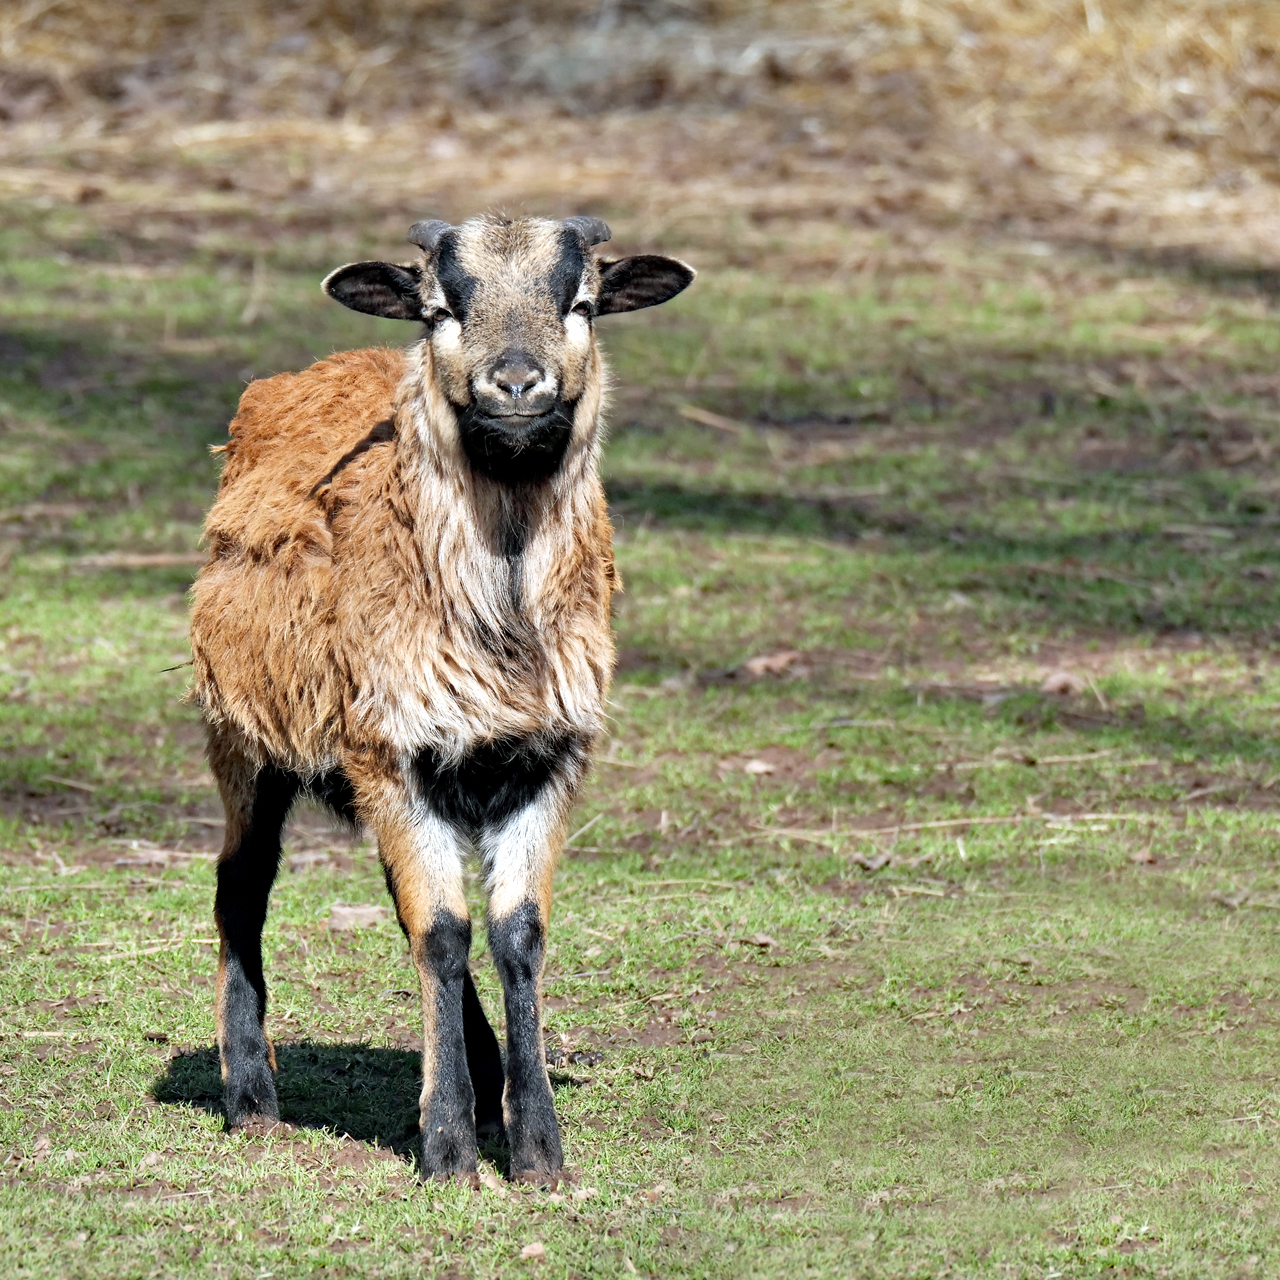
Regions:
[[188, 213, 694, 1183]]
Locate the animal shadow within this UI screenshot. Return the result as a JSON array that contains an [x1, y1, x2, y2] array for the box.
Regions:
[[154, 1041, 591, 1174], [152, 1042, 433, 1165]]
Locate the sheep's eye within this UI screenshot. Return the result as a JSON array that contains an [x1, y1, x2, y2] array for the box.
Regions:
[[571, 300, 594, 318], [430, 307, 453, 324]]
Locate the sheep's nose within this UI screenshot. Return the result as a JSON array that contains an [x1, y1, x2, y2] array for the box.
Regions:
[[490, 352, 544, 400]]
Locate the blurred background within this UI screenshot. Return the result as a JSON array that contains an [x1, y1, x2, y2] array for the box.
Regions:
[[5, 1, 1280, 274]]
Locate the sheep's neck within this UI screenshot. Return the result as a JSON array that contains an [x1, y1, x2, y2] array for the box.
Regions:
[[396, 388, 600, 633]]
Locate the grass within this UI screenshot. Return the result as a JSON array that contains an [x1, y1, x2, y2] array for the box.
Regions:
[[3, 189, 1280, 1279]]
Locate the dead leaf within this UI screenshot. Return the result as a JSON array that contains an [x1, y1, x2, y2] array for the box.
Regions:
[[742, 932, 777, 949], [851, 852, 891, 872], [1130, 849, 1157, 865], [1040, 670, 1086, 696], [741, 649, 801, 677], [742, 759, 775, 775], [520, 1242, 546, 1261], [328, 903, 388, 931]]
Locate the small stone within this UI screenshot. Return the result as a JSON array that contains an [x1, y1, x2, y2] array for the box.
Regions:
[[1040, 670, 1086, 696], [741, 649, 800, 677], [520, 1241, 546, 1260], [328, 903, 387, 931]]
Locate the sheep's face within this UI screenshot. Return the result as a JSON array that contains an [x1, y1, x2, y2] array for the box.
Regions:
[[323, 214, 694, 484]]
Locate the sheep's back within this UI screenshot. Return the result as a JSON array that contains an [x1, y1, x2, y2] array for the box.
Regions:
[[207, 346, 404, 562]]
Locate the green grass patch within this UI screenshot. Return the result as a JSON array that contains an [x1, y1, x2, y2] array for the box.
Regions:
[[2, 203, 1280, 1276]]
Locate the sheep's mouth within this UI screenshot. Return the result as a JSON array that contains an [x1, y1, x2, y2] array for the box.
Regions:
[[456, 399, 576, 485]]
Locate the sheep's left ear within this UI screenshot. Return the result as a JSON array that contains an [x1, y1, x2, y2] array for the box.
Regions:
[[322, 261, 424, 321], [596, 255, 695, 315]]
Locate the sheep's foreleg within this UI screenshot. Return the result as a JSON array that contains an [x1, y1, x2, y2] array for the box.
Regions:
[[482, 799, 566, 1182], [363, 770, 479, 1180], [213, 760, 300, 1128]]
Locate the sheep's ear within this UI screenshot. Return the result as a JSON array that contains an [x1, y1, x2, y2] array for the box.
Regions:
[[322, 261, 424, 320], [596, 255, 695, 315]]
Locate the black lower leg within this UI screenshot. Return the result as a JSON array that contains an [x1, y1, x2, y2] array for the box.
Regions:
[[489, 902, 562, 1176], [214, 766, 298, 1128], [463, 967, 505, 1141], [419, 913, 479, 1176]]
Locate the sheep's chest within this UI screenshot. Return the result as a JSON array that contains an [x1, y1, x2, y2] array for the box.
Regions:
[[348, 547, 612, 758]]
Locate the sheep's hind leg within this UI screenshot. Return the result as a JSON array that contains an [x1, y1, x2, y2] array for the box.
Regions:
[[211, 753, 299, 1129], [354, 760, 479, 1181], [463, 968, 506, 1144]]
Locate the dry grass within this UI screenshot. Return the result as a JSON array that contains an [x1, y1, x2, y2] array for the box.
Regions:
[[2, 1, 1279, 278]]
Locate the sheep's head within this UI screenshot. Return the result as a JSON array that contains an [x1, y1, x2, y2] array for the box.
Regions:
[[322, 213, 694, 484]]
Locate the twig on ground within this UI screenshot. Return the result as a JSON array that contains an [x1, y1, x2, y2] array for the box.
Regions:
[[565, 812, 605, 845], [753, 812, 1157, 847]]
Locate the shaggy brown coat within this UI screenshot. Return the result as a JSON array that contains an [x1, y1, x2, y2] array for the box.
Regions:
[[193, 345, 617, 777]]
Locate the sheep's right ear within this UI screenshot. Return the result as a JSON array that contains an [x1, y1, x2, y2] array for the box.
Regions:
[[322, 262, 424, 321]]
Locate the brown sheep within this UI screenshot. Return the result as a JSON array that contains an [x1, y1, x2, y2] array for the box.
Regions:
[[188, 213, 694, 1183]]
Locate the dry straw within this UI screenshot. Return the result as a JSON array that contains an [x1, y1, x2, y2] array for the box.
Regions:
[[1, 1, 1277, 172]]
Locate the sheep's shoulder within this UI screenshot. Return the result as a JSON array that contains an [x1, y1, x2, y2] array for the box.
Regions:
[[217, 347, 403, 488], [207, 347, 404, 560]]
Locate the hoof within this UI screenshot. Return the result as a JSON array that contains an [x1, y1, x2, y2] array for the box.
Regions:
[[229, 1115, 294, 1137], [427, 1170, 481, 1190], [511, 1166, 575, 1191]]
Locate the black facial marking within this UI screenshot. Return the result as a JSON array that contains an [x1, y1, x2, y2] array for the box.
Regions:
[[454, 398, 576, 486], [215, 764, 301, 1128], [550, 227, 587, 317], [308, 418, 396, 497], [414, 911, 479, 1177], [433, 234, 479, 323], [412, 733, 587, 834], [489, 901, 563, 1176]]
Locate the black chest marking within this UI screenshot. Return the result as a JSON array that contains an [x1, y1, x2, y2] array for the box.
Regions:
[[413, 733, 588, 832]]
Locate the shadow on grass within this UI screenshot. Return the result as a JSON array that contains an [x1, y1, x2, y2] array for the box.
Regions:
[[604, 478, 1279, 637], [152, 1042, 584, 1174], [153, 1042, 423, 1159], [1083, 239, 1280, 303]]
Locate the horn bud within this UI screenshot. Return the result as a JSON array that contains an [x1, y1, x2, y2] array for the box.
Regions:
[[564, 215, 612, 246], [407, 219, 452, 253]]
